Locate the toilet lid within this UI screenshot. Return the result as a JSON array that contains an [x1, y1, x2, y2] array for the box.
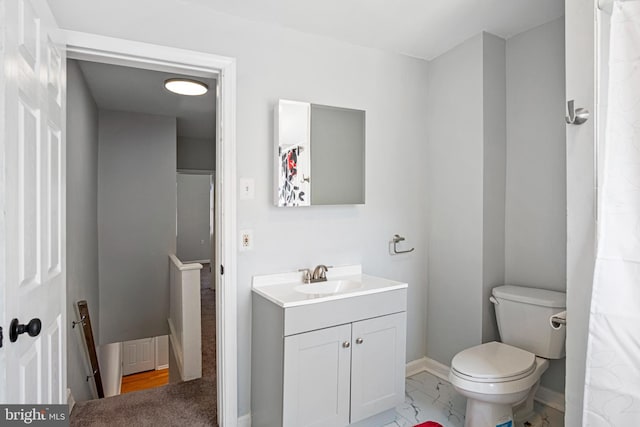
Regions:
[[451, 341, 535, 380]]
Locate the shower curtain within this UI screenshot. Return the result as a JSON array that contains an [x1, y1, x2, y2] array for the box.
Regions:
[[583, 1, 640, 425]]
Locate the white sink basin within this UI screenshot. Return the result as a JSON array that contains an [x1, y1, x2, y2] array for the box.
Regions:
[[294, 280, 363, 295], [252, 265, 408, 307]]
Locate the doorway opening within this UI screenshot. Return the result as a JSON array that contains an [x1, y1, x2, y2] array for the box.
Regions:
[[67, 57, 217, 393], [64, 33, 237, 426]]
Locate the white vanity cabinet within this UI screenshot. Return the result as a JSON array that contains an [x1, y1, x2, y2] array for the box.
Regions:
[[349, 312, 406, 422], [283, 323, 352, 427], [251, 285, 407, 427]]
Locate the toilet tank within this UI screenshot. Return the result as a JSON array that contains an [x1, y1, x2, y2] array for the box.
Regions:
[[491, 285, 566, 359]]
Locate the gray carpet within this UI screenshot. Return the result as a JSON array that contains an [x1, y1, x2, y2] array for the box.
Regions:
[[71, 265, 217, 426]]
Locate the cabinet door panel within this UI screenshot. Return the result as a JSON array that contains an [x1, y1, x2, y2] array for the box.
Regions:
[[350, 312, 407, 422], [283, 324, 351, 427]]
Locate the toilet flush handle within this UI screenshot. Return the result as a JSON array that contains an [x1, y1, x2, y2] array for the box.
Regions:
[[489, 296, 499, 305]]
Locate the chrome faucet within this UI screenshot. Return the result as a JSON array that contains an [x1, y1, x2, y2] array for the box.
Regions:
[[311, 265, 331, 283]]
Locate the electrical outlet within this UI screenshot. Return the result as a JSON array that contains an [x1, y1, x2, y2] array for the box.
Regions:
[[239, 229, 253, 251]]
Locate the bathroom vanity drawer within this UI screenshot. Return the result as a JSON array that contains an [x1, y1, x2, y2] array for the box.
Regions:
[[284, 288, 407, 336]]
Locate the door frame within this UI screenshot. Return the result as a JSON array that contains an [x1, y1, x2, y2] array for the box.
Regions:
[[63, 31, 238, 426]]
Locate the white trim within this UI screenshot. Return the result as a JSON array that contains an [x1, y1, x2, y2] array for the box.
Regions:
[[62, 31, 233, 77], [168, 319, 185, 380], [405, 357, 429, 377], [407, 357, 566, 413], [154, 335, 169, 371], [237, 414, 251, 427], [421, 356, 451, 381], [62, 31, 238, 426], [216, 52, 238, 427], [183, 259, 211, 265], [67, 388, 76, 414], [169, 253, 203, 271]]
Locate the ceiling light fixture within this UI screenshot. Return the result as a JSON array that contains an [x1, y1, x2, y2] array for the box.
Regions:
[[164, 78, 208, 96]]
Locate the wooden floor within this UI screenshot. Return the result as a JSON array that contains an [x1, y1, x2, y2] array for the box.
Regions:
[[117, 267, 211, 396], [120, 369, 169, 394]]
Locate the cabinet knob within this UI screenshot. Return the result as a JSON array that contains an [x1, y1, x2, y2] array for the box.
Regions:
[[342, 341, 350, 348], [356, 338, 364, 344]]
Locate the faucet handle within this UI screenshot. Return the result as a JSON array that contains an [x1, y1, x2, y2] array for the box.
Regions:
[[298, 268, 312, 284], [312, 264, 332, 281]]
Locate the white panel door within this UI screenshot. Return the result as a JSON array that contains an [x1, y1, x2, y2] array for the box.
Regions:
[[0, 0, 66, 404], [350, 312, 407, 423], [122, 338, 156, 376], [283, 324, 351, 427]]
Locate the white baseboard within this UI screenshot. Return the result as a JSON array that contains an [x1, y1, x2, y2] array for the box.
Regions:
[[67, 388, 76, 414], [156, 364, 169, 370], [406, 357, 565, 413], [405, 357, 429, 377], [536, 385, 565, 412], [238, 413, 251, 427], [422, 356, 451, 380]]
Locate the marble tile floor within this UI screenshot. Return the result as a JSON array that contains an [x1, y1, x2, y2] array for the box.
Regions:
[[388, 371, 565, 427], [387, 371, 465, 427]]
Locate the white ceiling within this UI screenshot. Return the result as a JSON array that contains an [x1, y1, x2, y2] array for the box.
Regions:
[[65, 0, 564, 129], [186, 0, 564, 60], [77, 61, 217, 140]]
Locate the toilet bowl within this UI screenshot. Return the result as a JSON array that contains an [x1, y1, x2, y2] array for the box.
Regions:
[[449, 285, 566, 427], [449, 341, 549, 426]]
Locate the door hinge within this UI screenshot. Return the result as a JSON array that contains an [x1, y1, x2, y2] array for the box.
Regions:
[[220, 265, 224, 275], [0, 326, 3, 348]]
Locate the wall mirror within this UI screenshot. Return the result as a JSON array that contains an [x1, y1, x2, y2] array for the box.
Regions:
[[275, 99, 366, 206]]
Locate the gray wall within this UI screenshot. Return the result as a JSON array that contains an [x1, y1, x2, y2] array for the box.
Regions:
[[177, 137, 214, 171], [50, 0, 567, 415], [177, 173, 212, 262], [66, 59, 100, 402], [505, 18, 566, 393], [426, 21, 566, 394], [50, 2, 432, 414], [426, 33, 485, 364], [98, 110, 177, 344], [505, 18, 566, 292], [482, 33, 506, 345]]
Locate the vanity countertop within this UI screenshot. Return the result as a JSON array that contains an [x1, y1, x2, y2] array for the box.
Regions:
[[252, 265, 407, 308]]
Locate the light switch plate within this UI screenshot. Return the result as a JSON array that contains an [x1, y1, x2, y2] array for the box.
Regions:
[[239, 178, 255, 200]]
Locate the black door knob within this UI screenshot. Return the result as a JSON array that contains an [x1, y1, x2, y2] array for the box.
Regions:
[[9, 318, 41, 343]]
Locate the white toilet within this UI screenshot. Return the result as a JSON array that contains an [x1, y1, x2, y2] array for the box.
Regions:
[[449, 285, 566, 427]]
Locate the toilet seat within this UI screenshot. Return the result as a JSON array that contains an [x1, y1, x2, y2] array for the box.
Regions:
[[451, 341, 535, 382], [450, 365, 534, 383], [449, 356, 548, 397]]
